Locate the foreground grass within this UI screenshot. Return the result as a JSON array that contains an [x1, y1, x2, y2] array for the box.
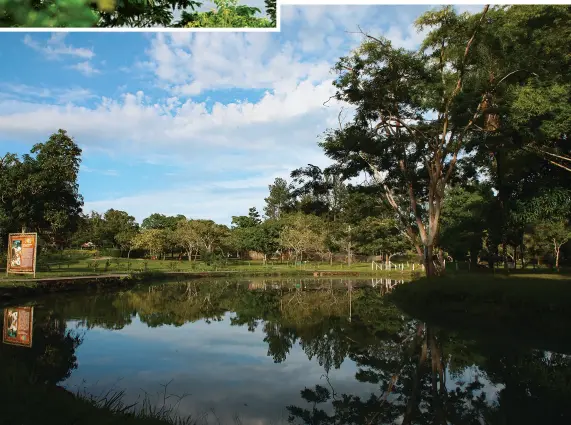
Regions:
[[0, 381, 195, 425], [391, 271, 571, 352]]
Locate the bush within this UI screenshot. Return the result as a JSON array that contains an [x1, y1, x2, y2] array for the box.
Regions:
[[99, 248, 121, 258]]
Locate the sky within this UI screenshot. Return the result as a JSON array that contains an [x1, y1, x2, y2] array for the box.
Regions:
[[0, 4, 483, 225]]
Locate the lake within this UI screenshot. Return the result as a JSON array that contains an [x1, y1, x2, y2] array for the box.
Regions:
[[2, 277, 570, 424]]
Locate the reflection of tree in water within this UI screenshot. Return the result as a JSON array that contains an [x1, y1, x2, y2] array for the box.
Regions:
[[0, 308, 83, 386], [286, 324, 494, 425], [7, 279, 571, 424]]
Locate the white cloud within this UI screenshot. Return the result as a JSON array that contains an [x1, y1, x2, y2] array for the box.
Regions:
[[2, 5, 456, 224], [69, 61, 101, 76], [0, 83, 95, 105], [23, 33, 95, 60]]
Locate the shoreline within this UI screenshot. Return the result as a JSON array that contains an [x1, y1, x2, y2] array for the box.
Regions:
[[0, 269, 413, 303]]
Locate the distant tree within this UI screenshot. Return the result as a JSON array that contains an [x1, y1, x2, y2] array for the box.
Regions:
[[131, 228, 167, 259], [530, 220, 571, 268], [231, 207, 262, 229], [279, 213, 325, 262], [102, 209, 138, 248], [439, 184, 493, 266], [264, 177, 293, 220], [141, 213, 185, 230], [290, 165, 347, 220], [354, 216, 408, 261], [176, 219, 201, 261], [192, 219, 229, 253]]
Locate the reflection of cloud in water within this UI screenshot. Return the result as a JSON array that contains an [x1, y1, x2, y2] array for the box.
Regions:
[[62, 313, 379, 424], [450, 365, 504, 404]]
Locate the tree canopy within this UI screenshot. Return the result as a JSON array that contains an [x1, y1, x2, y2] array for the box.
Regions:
[[0, 0, 275, 27]]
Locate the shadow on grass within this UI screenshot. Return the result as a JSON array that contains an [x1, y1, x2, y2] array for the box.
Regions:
[[390, 273, 571, 354]]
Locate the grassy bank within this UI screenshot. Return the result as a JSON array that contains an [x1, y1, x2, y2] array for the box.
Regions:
[[0, 267, 412, 304], [1, 381, 193, 425], [1, 251, 420, 280], [391, 272, 571, 352]]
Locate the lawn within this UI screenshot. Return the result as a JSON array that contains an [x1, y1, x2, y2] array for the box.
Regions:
[[0, 249, 420, 280], [391, 271, 571, 353]]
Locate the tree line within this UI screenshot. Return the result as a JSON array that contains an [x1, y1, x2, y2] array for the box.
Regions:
[[1, 5, 570, 276]]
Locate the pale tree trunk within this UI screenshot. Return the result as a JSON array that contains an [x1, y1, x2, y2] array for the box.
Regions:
[[554, 240, 561, 269]]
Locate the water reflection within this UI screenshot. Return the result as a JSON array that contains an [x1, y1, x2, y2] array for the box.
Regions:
[[3, 306, 34, 347], [1, 278, 570, 424]]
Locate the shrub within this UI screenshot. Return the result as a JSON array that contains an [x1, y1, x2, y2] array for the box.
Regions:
[[100, 248, 121, 258]]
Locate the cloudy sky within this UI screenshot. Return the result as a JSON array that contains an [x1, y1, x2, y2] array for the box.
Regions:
[[0, 4, 483, 225]]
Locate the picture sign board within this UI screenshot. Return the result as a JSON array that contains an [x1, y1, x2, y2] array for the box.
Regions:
[[6, 233, 38, 277], [3, 306, 34, 348]]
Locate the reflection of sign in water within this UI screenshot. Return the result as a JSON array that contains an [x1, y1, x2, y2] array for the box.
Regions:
[[6, 233, 37, 277], [3, 307, 34, 347]]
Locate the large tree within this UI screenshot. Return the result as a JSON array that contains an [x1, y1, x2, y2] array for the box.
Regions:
[[321, 6, 493, 276], [460, 5, 571, 268], [0, 130, 84, 247]]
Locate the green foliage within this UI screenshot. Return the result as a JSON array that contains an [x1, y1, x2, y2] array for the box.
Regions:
[[0, 0, 274, 28], [0, 0, 99, 27], [97, 0, 202, 28], [0, 130, 83, 248], [264, 177, 294, 220], [439, 184, 494, 262], [181, 0, 273, 28], [141, 213, 185, 231], [99, 248, 122, 258], [264, 0, 276, 26]]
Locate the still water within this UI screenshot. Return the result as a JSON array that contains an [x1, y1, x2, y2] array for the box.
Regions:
[[2, 278, 570, 424]]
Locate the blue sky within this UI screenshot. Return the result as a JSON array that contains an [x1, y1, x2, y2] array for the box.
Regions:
[[0, 4, 482, 225]]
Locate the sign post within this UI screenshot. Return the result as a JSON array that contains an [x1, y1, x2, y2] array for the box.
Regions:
[[3, 306, 34, 348], [6, 233, 38, 278]]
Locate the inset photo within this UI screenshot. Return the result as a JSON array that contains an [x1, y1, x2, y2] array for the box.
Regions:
[[0, 0, 278, 29]]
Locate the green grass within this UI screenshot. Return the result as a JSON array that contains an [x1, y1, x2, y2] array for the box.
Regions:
[[1, 380, 197, 425], [0, 255, 418, 280], [391, 271, 571, 352]]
